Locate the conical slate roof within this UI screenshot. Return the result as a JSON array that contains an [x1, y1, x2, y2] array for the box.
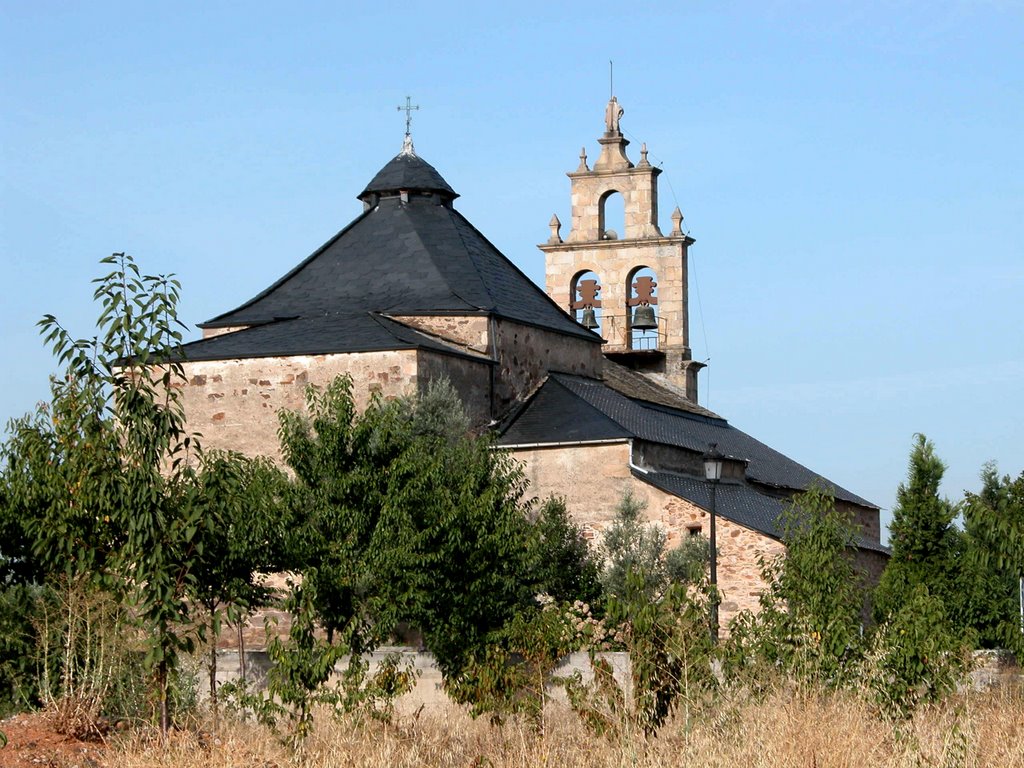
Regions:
[[359, 150, 458, 201], [198, 151, 597, 348]]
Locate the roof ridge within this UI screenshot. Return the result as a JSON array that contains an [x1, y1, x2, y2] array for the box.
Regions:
[[450, 210, 603, 342]]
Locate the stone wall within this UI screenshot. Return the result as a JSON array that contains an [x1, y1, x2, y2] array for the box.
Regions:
[[492, 318, 602, 417], [416, 349, 492, 426], [179, 350, 420, 460], [390, 314, 490, 353], [633, 481, 784, 625]]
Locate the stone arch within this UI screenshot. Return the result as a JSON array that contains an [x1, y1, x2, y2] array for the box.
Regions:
[[626, 265, 659, 350], [598, 189, 625, 240], [570, 269, 603, 335]]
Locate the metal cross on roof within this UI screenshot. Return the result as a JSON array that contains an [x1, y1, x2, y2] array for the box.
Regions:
[[397, 96, 420, 136]]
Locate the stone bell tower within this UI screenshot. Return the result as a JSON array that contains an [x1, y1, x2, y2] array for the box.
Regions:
[[539, 97, 704, 401]]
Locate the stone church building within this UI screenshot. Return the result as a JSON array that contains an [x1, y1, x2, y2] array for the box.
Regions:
[[176, 99, 887, 623]]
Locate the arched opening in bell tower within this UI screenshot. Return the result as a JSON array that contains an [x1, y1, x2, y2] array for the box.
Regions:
[[598, 190, 624, 240], [569, 268, 598, 335], [570, 269, 603, 336], [627, 265, 659, 350]]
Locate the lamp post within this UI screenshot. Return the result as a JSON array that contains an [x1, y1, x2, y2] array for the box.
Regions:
[[703, 443, 724, 644]]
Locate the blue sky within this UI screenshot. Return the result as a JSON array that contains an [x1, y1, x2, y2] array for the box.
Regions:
[[3, 1, 1022, 535]]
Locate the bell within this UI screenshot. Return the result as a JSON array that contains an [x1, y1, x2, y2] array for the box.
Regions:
[[632, 304, 658, 331], [580, 307, 599, 329]]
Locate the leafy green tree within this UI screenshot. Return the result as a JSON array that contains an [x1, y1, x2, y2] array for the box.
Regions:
[[276, 376, 540, 690], [864, 584, 970, 720], [188, 452, 288, 711], [723, 487, 864, 688], [528, 497, 603, 609], [0, 253, 279, 736], [874, 434, 965, 627], [962, 464, 1024, 657], [599, 491, 709, 604]]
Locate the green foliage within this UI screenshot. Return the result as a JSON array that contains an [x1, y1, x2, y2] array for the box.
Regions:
[[449, 597, 577, 723], [863, 585, 971, 720], [0, 584, 40, 717], [263, 576, 345, 743], [874, 435, 965, 626], [240, 574, 415, 745], [563, 571, 716, 738], [599, 491, 709, 606], [722, 487, 864, 689], [276, 375, 544, 705], [528, 497, 603, 609], [962, 464, 1024, 658], [0, 253, 280, 735]]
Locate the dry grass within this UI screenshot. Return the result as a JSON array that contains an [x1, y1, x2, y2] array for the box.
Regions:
[[103, 684, 1023, 768]]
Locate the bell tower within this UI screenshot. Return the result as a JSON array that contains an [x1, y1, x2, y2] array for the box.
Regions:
[[539, 97, 704, 401]]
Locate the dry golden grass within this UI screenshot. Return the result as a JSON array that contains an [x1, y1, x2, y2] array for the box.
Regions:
[[102, 684, 1023, 768]]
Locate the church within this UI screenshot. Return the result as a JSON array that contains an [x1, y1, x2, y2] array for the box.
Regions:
[[176, 98, 887, 623]]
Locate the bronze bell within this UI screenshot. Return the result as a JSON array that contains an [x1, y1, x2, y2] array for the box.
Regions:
[[632, 304, 658, 331], [580, 307, 599, 329]]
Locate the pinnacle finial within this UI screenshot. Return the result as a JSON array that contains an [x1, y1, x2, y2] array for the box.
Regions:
[[400, 133, 416, 156], [671, 206, 684, 236], [577, 147, 589, 172], [639, 142, 651, 167], [548, 214, 563, 244]]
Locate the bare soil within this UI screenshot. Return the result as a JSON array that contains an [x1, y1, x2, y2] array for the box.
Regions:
[[0, 712, 106, 768]]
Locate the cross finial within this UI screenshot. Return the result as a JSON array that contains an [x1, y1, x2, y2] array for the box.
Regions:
[[397, 96, 420, 136]]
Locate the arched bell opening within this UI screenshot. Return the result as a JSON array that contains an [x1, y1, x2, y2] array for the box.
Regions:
[[570, 269, 603, 336], [598, 190, 625, 241], [627, 265, 659, 350]]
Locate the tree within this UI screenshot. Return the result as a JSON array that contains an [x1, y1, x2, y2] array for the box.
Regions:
[[962, 464, 1024, 657], [0, 253, 277, 736], [599, 491, 710, 604], [276, 376, 542, 687], [723, 487, 864, 687], [873, 434, 965, 627], [528, 497, 603, 609]]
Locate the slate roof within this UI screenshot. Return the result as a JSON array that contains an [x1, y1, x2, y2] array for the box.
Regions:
[[200, 152, 598, 350], [498, 371, 878, 514], [637, 469, 889, 555], [359, 152, 458, 200], [176, 312, 493, 363], [602, 360, 719, 418]]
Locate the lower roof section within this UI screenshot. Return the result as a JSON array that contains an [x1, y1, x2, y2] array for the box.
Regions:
[[635, 468, 889, 555], [498, 372, 877, 510], [175, 312, 493, 363]]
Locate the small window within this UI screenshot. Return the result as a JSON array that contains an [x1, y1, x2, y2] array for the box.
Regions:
[[687, 524, 702, 537]]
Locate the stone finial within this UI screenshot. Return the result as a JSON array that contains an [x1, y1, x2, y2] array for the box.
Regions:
[[400, 133, 416, 157], [639, 142, 651, 168], [577, 147, 589, 172], [548, 214, 563, 244], [671, 206, 684, 236]]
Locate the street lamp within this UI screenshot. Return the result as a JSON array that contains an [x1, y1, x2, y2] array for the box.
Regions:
[[703, 442, 724, 643]]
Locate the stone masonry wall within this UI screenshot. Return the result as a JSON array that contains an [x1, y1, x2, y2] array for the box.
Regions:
[[179, 350, 420, 461], [492, 318, 602, 418], [416, 349, 492, 427], [390, 315, 490, 353]]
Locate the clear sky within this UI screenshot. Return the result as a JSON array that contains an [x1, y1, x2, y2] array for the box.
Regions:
[[2, 1, 1022, 536]]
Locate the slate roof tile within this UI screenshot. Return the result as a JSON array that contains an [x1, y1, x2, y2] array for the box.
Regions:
[[201, 153, 597, 343], [175, 312, 492, 363]]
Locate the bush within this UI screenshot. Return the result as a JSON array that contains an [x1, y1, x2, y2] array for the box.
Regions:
[[863, 585, 972, 721]]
